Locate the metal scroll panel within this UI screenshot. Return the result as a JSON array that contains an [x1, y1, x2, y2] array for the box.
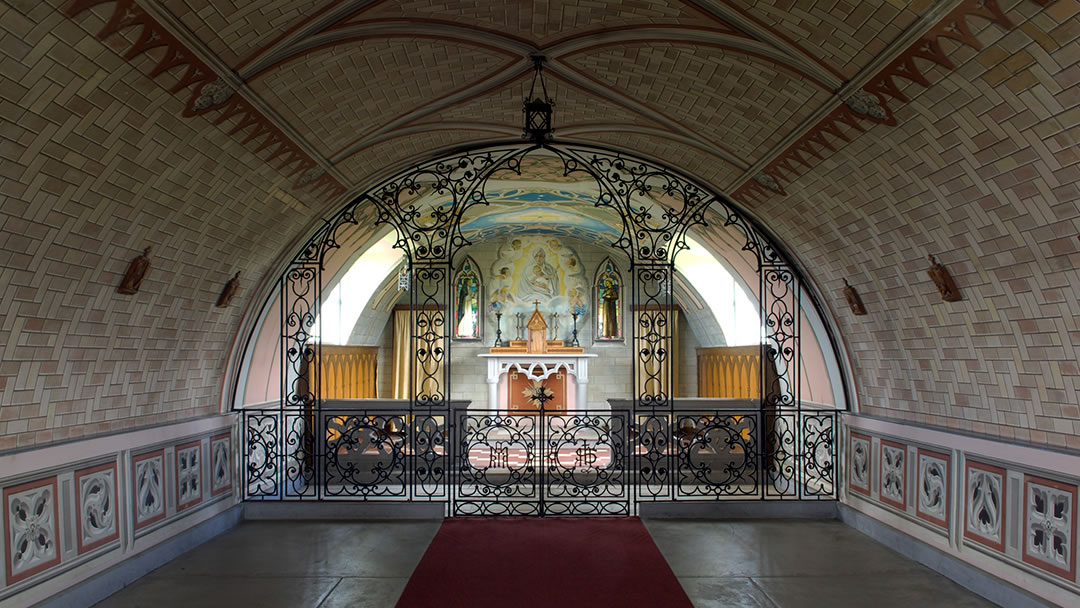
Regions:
[[242, 406, 835, 506], [451, 410, 630, 517]]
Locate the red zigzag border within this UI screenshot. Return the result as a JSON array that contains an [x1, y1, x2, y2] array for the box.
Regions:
[[732, 0, 1049, 205], [65, 0, 347, 200]]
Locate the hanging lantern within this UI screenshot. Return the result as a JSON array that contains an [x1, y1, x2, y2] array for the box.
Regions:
[[523, 56, 554, 143]]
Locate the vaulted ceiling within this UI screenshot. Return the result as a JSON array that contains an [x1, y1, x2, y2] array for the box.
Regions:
[[3, 0, 1076, 448], [63, 0, 1020, 209]]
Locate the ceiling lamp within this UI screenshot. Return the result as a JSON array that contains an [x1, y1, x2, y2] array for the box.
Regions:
[[523, 56, 554, 143]]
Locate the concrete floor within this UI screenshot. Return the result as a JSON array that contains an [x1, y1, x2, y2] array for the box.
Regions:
[[95, 519, 996, 608], [643, 520, 997, 608]]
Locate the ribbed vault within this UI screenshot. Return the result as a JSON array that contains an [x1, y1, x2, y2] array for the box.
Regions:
[[0, 0, 1075, 451]]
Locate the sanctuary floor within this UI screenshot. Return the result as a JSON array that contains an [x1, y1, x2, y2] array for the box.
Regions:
[[93, 519, 997, 608]]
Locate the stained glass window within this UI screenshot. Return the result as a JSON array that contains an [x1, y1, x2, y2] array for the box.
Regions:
[[454, 259, 481, 339], [595, 259, 621, 340]]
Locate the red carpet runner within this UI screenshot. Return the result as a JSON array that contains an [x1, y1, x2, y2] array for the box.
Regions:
[[396, 517, 692, 607]]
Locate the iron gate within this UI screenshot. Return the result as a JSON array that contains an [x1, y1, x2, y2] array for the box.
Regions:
[[453, 409, 630, 516]]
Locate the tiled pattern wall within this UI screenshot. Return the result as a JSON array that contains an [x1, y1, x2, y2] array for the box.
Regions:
[[757, 0, 1080, 448], [845, 415, 1080, 605], [0, 418, 234, 604], [0, 0, 327, 449], [2, 0, 1077, 461]]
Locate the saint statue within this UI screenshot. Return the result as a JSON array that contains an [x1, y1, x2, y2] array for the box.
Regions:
[[117, 246, 151, 295], [599, 276, 619, 338], [216, 272, 240, 308], [927, 254, 962, 302]]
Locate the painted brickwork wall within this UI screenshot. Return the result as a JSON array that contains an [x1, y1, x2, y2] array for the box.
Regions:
[[757, 1, 1080, 448], [0, 0, 326, 448], [2, 0, 1077, 455]]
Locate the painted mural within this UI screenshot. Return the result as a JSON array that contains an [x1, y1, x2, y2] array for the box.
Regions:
[[460, 189, 622, 243], [488, 236, 587, 326]]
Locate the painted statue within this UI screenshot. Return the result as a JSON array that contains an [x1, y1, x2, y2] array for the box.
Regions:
[[117, 246, 152, 295], [216, 272, 240, 308], [927, 254, 962, 302]]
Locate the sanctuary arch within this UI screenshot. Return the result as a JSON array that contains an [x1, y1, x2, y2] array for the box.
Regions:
[[232, 141, 849, 516]]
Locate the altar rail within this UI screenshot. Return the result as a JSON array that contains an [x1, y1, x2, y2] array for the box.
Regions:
[[239, 399, 837, 513]]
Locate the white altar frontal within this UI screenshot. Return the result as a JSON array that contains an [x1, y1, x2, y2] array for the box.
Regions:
[[479, 353, 597, 411]]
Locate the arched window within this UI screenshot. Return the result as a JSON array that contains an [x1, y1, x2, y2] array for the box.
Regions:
[[453, 257, 482, 340], [595, 258, 622, 341]]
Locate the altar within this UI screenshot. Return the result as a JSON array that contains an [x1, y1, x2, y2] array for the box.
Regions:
[[478, 300, 595, 412], [479, 352, 597, 412]]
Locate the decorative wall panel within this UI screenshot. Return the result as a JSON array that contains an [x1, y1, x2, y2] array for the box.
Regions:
[[965, 460, 1007, 553], [845, 419, 1080, 604], [74, 463, 119, 554], [848, 432, 871, 497], [211, 433, 232, 496], [0, 420, 234, 604], [175, 441, 203, 511], [133, 450, 166, 530], [879, 440, 906, 510], [1022, 474, 1076, 581], [915, 448, 949, 529], [3, 477, 61, 585]]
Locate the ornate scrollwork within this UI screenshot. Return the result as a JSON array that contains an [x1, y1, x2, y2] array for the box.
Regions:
[[916, 451, 948, 525], [762, 268, 797, 408], [764, 412, 796, 497], [545, 413, 627, 502], [633, 414, 671, 500], [413, 414, 447, 499], [244, 413, 279, 498], [676, 413, 758, 498], [966, 465, 1004, 545], [283, 267, 317, 408], [881, 444, 905, 506], [134, 453, 165, 524], [457, 413, 537, 499], [78, 469, 117, 548], [323, 414, 407, 497], [284, 412, 316, 497], [801, 413, 835, 498], [7, 481, 58, 580]]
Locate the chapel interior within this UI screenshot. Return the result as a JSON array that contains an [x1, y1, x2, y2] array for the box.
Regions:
[[0, 0, 1078, 607]]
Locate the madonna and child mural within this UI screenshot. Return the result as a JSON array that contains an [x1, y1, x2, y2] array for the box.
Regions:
[[487, 236, 588, 341]]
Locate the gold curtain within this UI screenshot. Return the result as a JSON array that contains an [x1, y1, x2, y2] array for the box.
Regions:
[[392, 310, 411, 399], [635, 309, 679, 400], [696, 346, 760, 399], [391, 308, 444, 399], [318, 345, 378, 399]]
